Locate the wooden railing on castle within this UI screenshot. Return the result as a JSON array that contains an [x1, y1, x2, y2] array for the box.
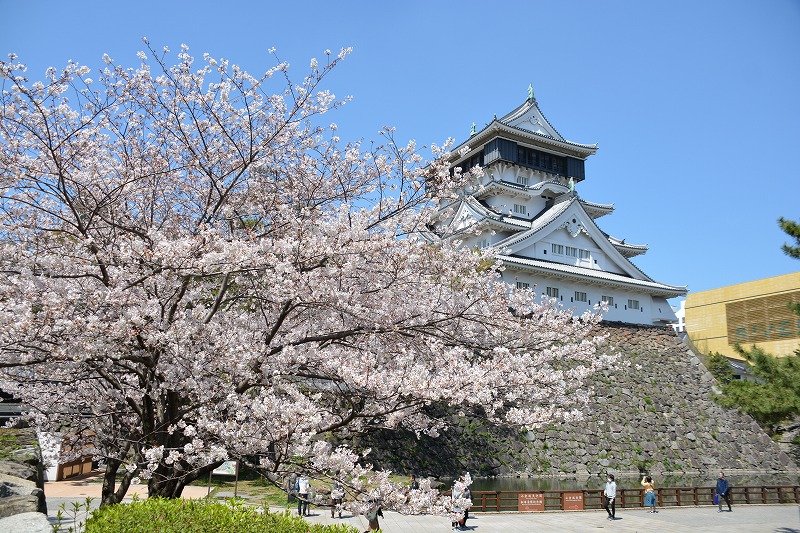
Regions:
[[464, 486, 800, 512]]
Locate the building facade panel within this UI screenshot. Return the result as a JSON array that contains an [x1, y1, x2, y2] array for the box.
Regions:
[[685, 272, 800, 359]]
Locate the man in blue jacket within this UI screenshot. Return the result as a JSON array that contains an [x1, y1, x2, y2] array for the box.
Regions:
[[715, 472, 732, 512]]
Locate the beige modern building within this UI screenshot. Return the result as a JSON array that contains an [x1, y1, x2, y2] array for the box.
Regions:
[[685, 272, 800, 360]]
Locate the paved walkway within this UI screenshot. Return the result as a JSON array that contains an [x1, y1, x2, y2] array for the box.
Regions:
[[297, 505, 800, 533], [43, 476, 209, 499], [40, 476, 800, 533]]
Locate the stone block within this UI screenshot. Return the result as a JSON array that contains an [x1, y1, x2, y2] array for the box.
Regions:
[[0, 494, 41, 519], [0, 473, 36, 497], [0, 461, 37, 483], [0, 511, 51, 533], [0, 473, 46, 516]]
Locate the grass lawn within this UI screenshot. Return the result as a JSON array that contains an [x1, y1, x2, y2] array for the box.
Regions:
[[195, 475, 295, 509], [0, 427, 38, 460]]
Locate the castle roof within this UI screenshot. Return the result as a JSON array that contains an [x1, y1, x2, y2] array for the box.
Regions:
[[430, 88, 687, 316], [499, 255, 686, 299], [452, 93, 598, 161]]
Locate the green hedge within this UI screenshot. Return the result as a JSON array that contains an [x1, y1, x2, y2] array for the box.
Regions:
[[84, 498, 359, 533]]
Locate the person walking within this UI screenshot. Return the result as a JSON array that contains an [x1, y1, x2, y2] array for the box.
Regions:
[[330, 480, 344, 518], [448, 475, 473, 530], [286, 472, 298, 504], [641, 475, 657, 513], [462, 483, 473, 527], [603, 473, 617, 520], [715, 472, 732, 512], [451, 478, 464, 531], [295, 476, 310, 516], [362, 500, 383, 532]]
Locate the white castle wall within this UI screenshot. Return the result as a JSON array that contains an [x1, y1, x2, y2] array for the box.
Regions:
[[501, 270, 665, 323]]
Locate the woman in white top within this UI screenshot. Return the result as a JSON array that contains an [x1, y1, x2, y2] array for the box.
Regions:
[[603, 474, 617, 520]]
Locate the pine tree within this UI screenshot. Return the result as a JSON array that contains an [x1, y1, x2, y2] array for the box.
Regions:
[[714, 217, 800, 433], [778, 217, 800, 260], [716, 345, 800, 432], [707, 352, 735, 385]]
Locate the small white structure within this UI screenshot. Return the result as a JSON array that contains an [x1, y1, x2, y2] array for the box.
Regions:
[[671, 300, 687, 333], [37, 430, 94, 481], [38, 431, 61, 481], [430, 89, 686, 325]]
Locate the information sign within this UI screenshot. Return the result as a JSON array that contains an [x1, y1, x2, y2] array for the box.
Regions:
[[212, 460, 238, 477], [518, 492, 545, 512], [562, 491, 584, 511]]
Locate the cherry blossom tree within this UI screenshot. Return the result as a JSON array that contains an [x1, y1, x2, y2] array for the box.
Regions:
[[0, 42, 611, 510]]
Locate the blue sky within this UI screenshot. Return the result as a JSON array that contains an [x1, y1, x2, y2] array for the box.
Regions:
[[3, 0, 799, 304]]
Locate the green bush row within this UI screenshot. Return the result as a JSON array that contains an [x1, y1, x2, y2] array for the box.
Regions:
[[84, 498, 359, 533]]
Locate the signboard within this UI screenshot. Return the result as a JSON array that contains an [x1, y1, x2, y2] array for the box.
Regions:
[[208, 460, 240, 498], [518, 492, 545, 512], [562, 491, 584, 511], [726, 292, 800, 344], [212, 460, 238, 477]]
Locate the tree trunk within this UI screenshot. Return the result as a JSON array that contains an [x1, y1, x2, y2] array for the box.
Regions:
[[100, 458, 135, 507], [148, 475, 186, 499], [147, 461, 224, 499]]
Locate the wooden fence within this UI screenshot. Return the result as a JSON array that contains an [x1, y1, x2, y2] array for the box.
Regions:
[[465, 485, 800, 512]]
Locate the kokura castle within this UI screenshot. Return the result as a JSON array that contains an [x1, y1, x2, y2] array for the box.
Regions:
[[430, 87, 686, 326]]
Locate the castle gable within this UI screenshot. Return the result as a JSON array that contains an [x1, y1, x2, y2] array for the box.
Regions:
[[501, 98, 564, 140], [497, 198, 649, 281]]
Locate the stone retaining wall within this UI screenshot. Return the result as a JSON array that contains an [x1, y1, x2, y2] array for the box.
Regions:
[[517, 322, 794, 476], [0, 428, 46, 518], [352, 322, 797, 478]]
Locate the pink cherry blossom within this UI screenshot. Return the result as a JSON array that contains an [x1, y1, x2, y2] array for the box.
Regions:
[[0, 43, 611, 513]]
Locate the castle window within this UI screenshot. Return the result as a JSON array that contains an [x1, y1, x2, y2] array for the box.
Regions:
[[575, 291, 587, 302], [551, 243, 564, 255], [565, 246, 590, 260], [628, 299, 640, 310], [546, 287, 559, 298], [513, 204, 527, 215], [516, 281, 530, 290], [601, 296, 614, 306], [516, 145, 567, 175]]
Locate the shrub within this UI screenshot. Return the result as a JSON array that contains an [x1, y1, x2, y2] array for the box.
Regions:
[[84, 498, 359, 533]]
